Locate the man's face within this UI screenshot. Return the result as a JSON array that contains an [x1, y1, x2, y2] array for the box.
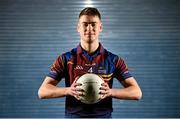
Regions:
[[77, 15, 102, 43]]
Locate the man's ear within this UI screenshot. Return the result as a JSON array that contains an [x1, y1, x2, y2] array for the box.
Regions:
[[77, 22, 80, 32], [99, 23, 103, 32]]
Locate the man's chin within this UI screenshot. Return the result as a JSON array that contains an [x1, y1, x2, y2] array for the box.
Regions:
[[85, 39, 95, 44]]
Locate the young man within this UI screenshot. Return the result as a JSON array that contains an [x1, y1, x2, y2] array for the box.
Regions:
[[38, 7, 142, 118]]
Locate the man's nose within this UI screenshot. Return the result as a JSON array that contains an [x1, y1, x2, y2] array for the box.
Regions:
[[87, 24, 93, 31]]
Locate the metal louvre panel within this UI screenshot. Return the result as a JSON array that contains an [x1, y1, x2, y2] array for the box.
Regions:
[[0, 0, 180, 118]]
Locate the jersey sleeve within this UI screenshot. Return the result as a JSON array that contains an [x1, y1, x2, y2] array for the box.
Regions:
[[47, 55, 65, 81], [114, 57, 132, 81]]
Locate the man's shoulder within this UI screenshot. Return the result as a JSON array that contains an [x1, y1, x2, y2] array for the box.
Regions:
[[61, 47, 77, 61], [104, 49, 119, 61]]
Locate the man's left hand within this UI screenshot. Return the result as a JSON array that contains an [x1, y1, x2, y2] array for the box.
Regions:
[[99, 82, 112, 99]]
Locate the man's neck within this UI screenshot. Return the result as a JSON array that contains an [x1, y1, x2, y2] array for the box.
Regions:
[[80, 41, 99, 54]]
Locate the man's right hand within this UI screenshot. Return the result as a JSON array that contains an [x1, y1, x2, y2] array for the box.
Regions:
[[66, 77, 84, 100]]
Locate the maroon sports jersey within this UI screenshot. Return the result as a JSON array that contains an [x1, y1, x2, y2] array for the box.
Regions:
[[47, 43, 132, 117]]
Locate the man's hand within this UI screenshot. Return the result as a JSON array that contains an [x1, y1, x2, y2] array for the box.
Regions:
[[99, 77, 142, 100], [66, 77, 84, 100], [99, 82, 112, 99]]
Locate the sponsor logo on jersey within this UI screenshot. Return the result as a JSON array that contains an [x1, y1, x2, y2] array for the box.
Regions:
[[75, 65, 83, 70], [85, 63, 96, 66]]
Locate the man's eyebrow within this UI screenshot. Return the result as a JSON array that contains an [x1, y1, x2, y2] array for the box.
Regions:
[[82, 22, 97, 23]]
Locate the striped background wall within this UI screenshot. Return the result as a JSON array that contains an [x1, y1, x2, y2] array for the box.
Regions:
[[0, 0, 180, 118]]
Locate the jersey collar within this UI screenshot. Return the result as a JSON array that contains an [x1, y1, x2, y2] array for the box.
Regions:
[[77, 42, 105, 55]]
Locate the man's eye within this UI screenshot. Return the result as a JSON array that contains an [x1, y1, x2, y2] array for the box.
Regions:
[[91, 24, 96, 27], [83, 23, 88, 27], [91, 23, 96, 27]]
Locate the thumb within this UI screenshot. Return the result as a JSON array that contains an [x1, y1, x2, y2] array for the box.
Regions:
[[74, 76, 80, 82], [71, 76, 80, 87]]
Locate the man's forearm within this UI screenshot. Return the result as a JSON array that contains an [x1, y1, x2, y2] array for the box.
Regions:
[[38, 84, 69, 99], [111, 86, 142, 100]]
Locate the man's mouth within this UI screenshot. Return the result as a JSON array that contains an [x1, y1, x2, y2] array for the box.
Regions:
[[85, 33, 95, 35]]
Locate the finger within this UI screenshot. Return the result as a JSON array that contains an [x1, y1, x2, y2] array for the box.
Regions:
[[71, 83, 82, 88], [71, 87, 76, 92], [101, 83, 108, 87], [74, 83, 82, 87], [100, 84, 110, 93], [99, 90, 107, 95], [72, 90, 78, 96], [75, 76, 80, 80], [74, 95, 81, 100], [73, 92, 83, 100], [77, 91, 85, 96], [99, 86, 108, 90], [74, 76, 80, 83], [75, 88, 84, 92], [100, 94, 107, 100], [101, 83, 106, 86], [71, 76, 80, 86], [76, 95, 83, 100]]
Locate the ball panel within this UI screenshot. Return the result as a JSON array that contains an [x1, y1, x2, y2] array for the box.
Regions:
[[76, 73, 104, 104]]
